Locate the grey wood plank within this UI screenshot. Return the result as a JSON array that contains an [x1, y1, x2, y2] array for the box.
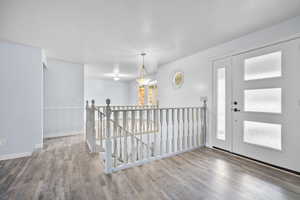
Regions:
[[1, 135, 300, 200]]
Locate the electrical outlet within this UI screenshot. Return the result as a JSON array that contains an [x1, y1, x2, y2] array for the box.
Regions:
[[0, 138, 6, 146]]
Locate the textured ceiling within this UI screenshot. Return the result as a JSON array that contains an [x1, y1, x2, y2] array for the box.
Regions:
[[1, 0, 300, 80]]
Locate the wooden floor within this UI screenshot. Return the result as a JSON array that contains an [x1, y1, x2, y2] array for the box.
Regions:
[[1, 135, 300, 200]]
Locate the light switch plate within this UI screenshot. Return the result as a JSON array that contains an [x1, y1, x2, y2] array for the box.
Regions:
[[0, 138, 6, 146], [200, 96, 208, 102]]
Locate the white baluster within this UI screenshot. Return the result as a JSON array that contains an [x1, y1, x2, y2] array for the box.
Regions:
[[195, 107, 199, 147], [139, 110, 143, 160], [99, 110, 103, 148], [104, 99, 112, 174], [123, 111, 128, 163], [160, 109, 163, 155], [153, 109, 157, 156], [182, 108, 185, 150], [177, 108, 180, 151], [91, 100, 96, 152], [172, 108, 175, 152], [187, 108, 190, 148], [131, 110, 136, 162], [202, 100, 207, 146], [113, 111, 119, 167], [118, 111, 122, 162], [147, 109, 150, 158], [85, 101, 89, 146], [166, 109, 169, 154], [192, 108, 195, 147]]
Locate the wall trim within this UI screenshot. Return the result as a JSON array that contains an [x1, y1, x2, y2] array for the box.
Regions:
[[0, 152, 32, 161], [44, 106, 84, 110], [47, 57, 84, 66], [44, 131, 83, 139], [211, 34, 300, 62], [212, 146, 300, 176], [34, 143, 43, 150]]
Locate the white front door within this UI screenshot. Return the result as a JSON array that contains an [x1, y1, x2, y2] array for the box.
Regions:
[[213, 38, 300, 172]]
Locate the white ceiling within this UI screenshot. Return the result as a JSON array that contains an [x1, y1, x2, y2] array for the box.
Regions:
[[1, 0, 300, 80]]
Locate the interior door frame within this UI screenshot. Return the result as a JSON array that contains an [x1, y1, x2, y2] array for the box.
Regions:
[[211, 37, 300, 172], [212, 57, 233, 151]]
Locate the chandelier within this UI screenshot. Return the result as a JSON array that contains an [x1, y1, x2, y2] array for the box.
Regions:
[[136, 53, 151, 86]]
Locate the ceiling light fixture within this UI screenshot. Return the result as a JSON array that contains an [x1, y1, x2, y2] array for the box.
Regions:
[[113, 74, 120, 81], [136, 53, 151, 86]]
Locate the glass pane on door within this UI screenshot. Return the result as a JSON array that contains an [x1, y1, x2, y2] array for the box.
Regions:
[[244, 88, 282, 113], [217, 68, 226, 140], [244, 51, 282, 80], [243, 121, 282, 150]]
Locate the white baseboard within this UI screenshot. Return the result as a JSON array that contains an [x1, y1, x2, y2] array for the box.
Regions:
[[35, 143, 43, 150], [0, 152, 32, 161], [44, 131, 83, 139]]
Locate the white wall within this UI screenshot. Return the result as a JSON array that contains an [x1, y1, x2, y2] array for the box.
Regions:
[[0, 41, 43, 159], [128, 80, 138, 105], [85, 78, 130, 106], [156, 16, 300, 147], [44, 59, 84, 138]]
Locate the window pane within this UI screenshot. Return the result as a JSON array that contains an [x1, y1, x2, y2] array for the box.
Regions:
[[244, 51, 281, 80], [244, 121, 282, 150], [217, 68, 226, 140], [244, 88, 281, 113]]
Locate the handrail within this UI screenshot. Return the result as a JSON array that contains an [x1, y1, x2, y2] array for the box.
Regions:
[[96, 105, 158, 110], [96, 105, 158, 107], [108, 106, 204, 112], [96, 108, 154, 154]]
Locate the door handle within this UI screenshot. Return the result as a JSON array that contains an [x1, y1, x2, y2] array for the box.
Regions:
[[233, 108, 240, 112]]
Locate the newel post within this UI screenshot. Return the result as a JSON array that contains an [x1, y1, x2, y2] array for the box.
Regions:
[[85, 101, 90, 141], [201, 99, 207, 146], [105, 98, 113, 174], [91, 100, 96, 152]]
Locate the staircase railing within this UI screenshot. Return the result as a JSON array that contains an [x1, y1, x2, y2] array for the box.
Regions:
[[98, 107, 155, 161], [95, 104, 159, 148], [85, 99, 207, 174], [85, 100, 157, 160]]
